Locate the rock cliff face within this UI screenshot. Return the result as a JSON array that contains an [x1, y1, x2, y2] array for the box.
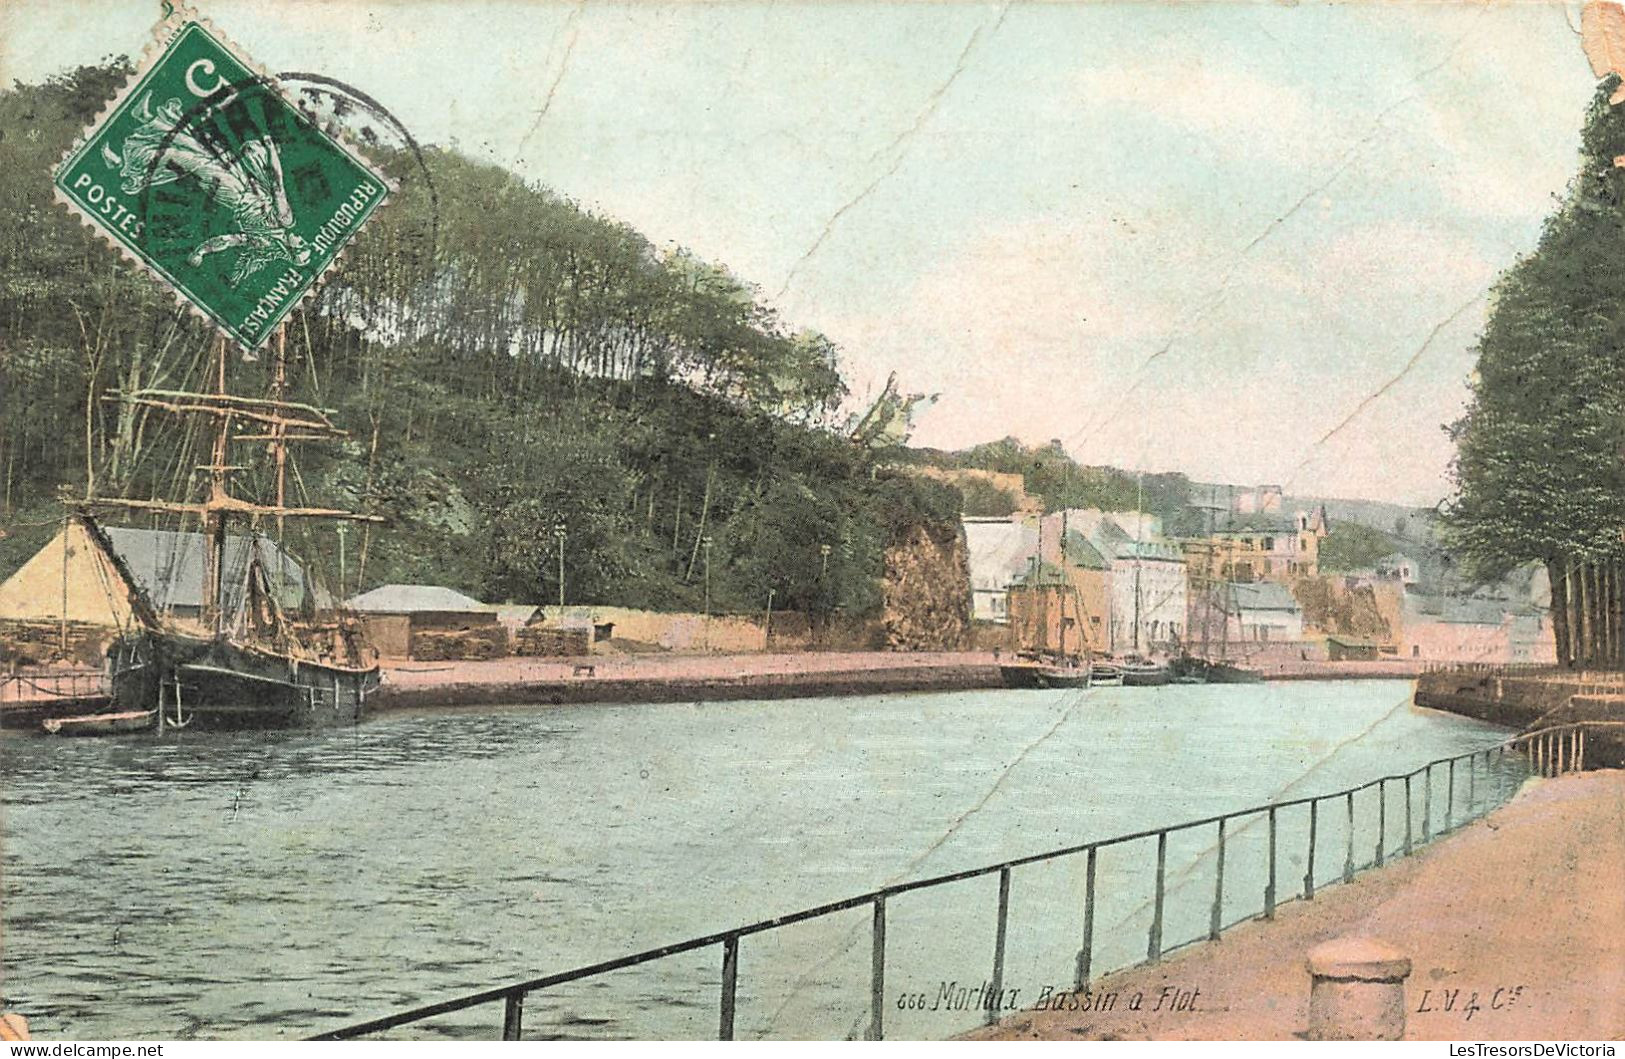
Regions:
[[1291, 577, 1393, 642], [882, 522, 972, 651]]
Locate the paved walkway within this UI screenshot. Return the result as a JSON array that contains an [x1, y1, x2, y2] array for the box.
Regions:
[[379, 650, 1001, 688], [972, 771, 1625, 1041]]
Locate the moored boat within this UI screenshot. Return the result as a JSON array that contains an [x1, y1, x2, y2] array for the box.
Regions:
[[1089, 660, 1123, 686], [42, 710, 155, 736], [1170, 656, 1263, 684], [1120, 656, 1171, 687], [75, 333, 382, 734]]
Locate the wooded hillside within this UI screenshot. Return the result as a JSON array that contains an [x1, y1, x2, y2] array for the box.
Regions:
[[0, 60, 960, 619]]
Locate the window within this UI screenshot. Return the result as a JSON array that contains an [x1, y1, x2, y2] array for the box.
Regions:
[[1263, 537, 1275, 551]]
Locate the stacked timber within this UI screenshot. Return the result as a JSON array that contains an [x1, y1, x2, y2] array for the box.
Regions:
[[409, 625, 509, 661], [514, 626, 591, 657], [0, 619, 108, 665]]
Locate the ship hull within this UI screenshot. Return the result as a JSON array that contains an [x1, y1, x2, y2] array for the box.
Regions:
[[1120, 666, 1171, 687], [108, 631, 378, 730]]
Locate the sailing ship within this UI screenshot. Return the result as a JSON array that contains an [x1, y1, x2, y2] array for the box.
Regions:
[[1116, 476, 1172, 687], [77, 333, 381, 731], [1171, 509, 1262, 685], [998, 524, 1108, 689]]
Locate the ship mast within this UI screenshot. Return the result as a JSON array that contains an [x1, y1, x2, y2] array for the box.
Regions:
[[1132, 471, 1143, 653], [78, 326, 381, 635], [201, 335, 231, 634]]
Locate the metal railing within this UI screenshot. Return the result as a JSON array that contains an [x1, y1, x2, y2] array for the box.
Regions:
[[307, 731, 1566, 1042], [1421, 661, 1562, 677], [1421, 661, 1625, 689], [1507, 721, 1624, 777], [0, 667, 107, 704]]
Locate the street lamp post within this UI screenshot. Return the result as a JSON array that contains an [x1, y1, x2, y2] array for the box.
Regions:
[[336, 523, 349, 601], [552, 522, 567, 608], [819, 543, 831, 580], [701, 535, 714, 649], [764, 587, 775, 649]]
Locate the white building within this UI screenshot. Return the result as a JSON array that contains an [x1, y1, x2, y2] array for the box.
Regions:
[[1224, 580, 1305, 641], [1061, 509, 1187, 653], [962, 517, 1039, 624]]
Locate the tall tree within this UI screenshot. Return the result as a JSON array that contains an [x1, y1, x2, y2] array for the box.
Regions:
[[1446, 78, 1625, 664]]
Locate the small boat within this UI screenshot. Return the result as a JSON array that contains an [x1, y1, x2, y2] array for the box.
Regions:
[[1170, 656, 1263, 685], [1120, 656, 1171, 687], [999, 652, 1096, 689], [42, 710, 156, 736], [998, 662, 1045, 689], [1033, 662, 1092, 689], [1088, 660, 1123, 686]]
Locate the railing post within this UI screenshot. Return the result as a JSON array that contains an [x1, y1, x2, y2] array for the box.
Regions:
[[1266, 806, 1278, 919], [1467, 752, 1476, 815], [1148, 831, 1167, 961], [989, 866, 1011, 1025], [1579, 728, 1586, 772], [869, 895, 886, 1041], [1343, 791, 1355, 884], [1375, 779, 1386, 867], [501, 991, 524, 1041], [1403, 774, 1413, 856], [719, 936, 738, 1041], [1210, 818, 1225, 941], [1304, 800, 1318, 900], [1446, 758, 1455, 831], [1422, 762, 1433, 840], [1076, 847, 1096, 992]]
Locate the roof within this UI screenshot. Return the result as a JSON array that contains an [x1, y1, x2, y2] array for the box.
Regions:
[[103, 527, 306, 612], [1225, 580, 1301, 613], [1404, 593, 1510, 626], [346, 583, 487, 613], [963, 518, 1038, 592], [1218, 512, 1301, 534], [1062, 531, 1110, 571], [1010, 559, 1069, 587], [1217, 505, 1328, 535]]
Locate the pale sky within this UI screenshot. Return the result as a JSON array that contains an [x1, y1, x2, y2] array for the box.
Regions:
[[0, 1, 1602, 505]]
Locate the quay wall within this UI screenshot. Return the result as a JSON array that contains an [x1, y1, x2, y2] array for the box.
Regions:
[[371, 659, 1005, 711], [1413, 670, 1584, 728], [1414, 669, 1625, 767]]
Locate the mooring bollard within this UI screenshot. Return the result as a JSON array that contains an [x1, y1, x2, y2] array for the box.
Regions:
[[1306, 937, 1412, 1041]]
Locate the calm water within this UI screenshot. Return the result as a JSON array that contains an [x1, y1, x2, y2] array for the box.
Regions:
[[0, 680, 1520, 1040]]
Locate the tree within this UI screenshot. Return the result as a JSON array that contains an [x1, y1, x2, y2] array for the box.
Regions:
[[1445, 77, 1625, 665]]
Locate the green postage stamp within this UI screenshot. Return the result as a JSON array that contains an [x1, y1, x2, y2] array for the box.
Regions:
[[52, 9, 389, 352]]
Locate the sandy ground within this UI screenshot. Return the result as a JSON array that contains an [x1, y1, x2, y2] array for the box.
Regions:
[[971, 770, 1625, 1041], [378, 650, 1000, 689]]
